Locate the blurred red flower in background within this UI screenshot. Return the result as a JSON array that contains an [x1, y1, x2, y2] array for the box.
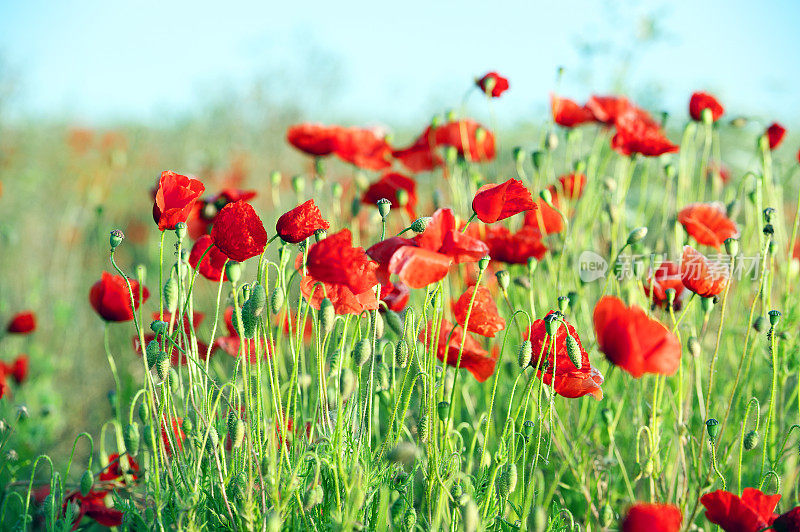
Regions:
[[335, 127, 393, 170], [6, 311, 36, 334], [362, 172, 418, 218], [611, 107, 679, 156], [90, 272, 149, 322], [287, 123, 341, 156], [678, 203, 739, 249], [643, 261, 687, 310], [551, 95, 595, 127], [419, 319, 497, 382], [472, 178, 535, 223], [476, 71, 509, 98], [689, 91, 724, 122], [766, 122, 787, 150], [189, 234, 229, 282]]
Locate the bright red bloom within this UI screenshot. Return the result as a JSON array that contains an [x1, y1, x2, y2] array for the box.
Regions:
[[476, 72, 509, 98], [472, 178, 535, 223], [525, 311, 604, 399], [622, 503, 682, 532], [700, 488, 781, 532], [210, 200, 268, 262], [452, 286, 506, 338], [391, 128, 442, 173], [585, 95, 631, 125], [773, 507, 800, 532], [524, 197, 564, 234], [434, 120, 496, 162], [189, 234, 229, 281], [689, 91, 725, 122], [89, 272, 150, 322], [153, 171, 205, 231], [301, 229, 380, 315], [551, 95, 595, 127], [678, 203, 739, 249], [8, 354, 28, 384], [362, 172, 418, 218], [593, 296, 681, 378], [6, 311, 36, 334], [65, 492, 123, 527], [766, 122, 787, 150], [643, 261, 687, 310], [276, 200, 330, 244], [419, 319, 497, 382], [680, 245, 729, 298], [380, 281, 410, 312], [484, 226, 547, 264], [335, 127, 392, 170], [287, 123, 340, 156], [160, 415, 185, 456], [611, 107, 679, 157], [188, 188, 258, 239]]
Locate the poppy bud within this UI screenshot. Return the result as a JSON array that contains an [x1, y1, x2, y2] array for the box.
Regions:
[[270, 171, 282, 186], [753, 316, 766, 333], [225, 262, 242, 285], [175, 222, 187, 242], [517, 341, 532, 369], [403, 508, 417, 530], [687, 336, 701, 358], [231, 420, 245, 450], [522, 420, 534, 438], [168, 368, 179, 393], [304, 484, 324, 511], [758, 134, 769, 152], [601, 407, 613, 425], [744, 430, 759, 450], [417, 415, 430, 443], [269, 287, 284, 315], [444, 145, 458, 165], [545, 313, 561, 337], [478, 255, 491, 271], [437, 401, 449, 422], [376, 198, 392, 219], [531, 150, 545, 170], [80, 469, 94, 497], [124, 423, 140, 456], [145, 340, 160, 368], [226, 410, 238, 437], [557, 295, 570, 313], [314, 156, 325, 176], [385, 310, 404, 336], [395, 339, 410, 368], [291, 175, 305, 194], [163, 278, 179, 311], [110, 229, 124, 250], [574, 159, 587, 174], [136, 264, 147, 285], [352, 338, 371, 367], [539, 189, 554, 208], [319, 298, 335, 336], [763, 207, 776, 224], [664, 164, 676, 179], [350, 196, 362, 217], [371, 312, 384, 339], [393, 187, 409, 207], [626, 227, 648, 246], [495, 270, 510, 291], [706, 418, 720, 441], [248, 284, 267, 317], [496, 464, 517, 497], [241, 300, 258, 339], [528, 257, 538, 274], [730, 116, 748, 128], [142, 424, 154, 448], [138, 402, 149, 424], [339, 367, 356, 400], [410, 217, 432, 234], [724, 237, 739, 257], [545, 132, 558, 151], [206, 425, 219, 452], [156, 351, 170, 381], [565, 335, 582, 370], [601, 504, 614, 528], [513, 146, 526, 164]]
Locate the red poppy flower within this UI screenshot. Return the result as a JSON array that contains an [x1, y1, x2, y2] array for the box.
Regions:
[[700, 488, 781, 532], [472, 178, 535, 223], [689, 91, 725, 122], [65, 492, 124, 527], [476, 72, 509, 98], [276, 199, 330, 244], [585, 95, 631, 125], [8, 354, 28, 384], [367, 208, 488, 289], [611, 107, 679, 157], [525, 311, 604, 399], [0, 375, 6, 400], [452, 286, 506, 338], [334, 127, 392, 170], [551, 95, 595, 127], [485, 226, 547, 264], [766, 122, 787, 150], [558, 173, 587, 200], [680, 245, 729, 297], [189, 234, 229, 281], [622, 503, 682, 532], [210, 200, 268, 262], [282, 311, 315, 341], [434, 120, 496, 162], [6, 311, 36, 334], [773, 507, 800, 532], [98, 453, 140, 483], [152, 171, 205, 231], [188, 188, 258, 239], [380, 281, 410, 312], [643, 261, 687, 310], [89, 272, 150, 322], [678, 203, 739, 249], [707, 161, 731, 184], [362, 172, 418, 218], [524, 197, 564, 234], [419, 319, 497, 382], [160, 415, 185, 456], [301, 229, 380, 315], [287, 123, 341, 156], [593, 296, 681, 378], [391, 128, 443, 173]]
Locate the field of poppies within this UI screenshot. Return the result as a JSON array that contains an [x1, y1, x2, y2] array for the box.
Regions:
[[1, 72, 800, 531]]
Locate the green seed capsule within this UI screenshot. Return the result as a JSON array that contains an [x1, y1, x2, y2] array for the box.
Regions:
[[744, 430, 759, 450], [352, 338, 372, 367], [437, 401, 449, 422], [706, 418, 720, 441], [80, 469, 94, 497], [124, 423, 140, 456], [522, 420, 535, 438], [269, 287, 284, 314]]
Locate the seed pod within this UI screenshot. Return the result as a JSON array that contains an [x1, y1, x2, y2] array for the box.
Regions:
[[319, 298, 335, 336], [523, 420, 535, 438], [231, 420, 245, 450], [706, 418, 720, 441], [417, 415, 430, 443], [339, 368, 356, 400], [557, 295, 570, 313], [565, 335, 582, 369], [495, 270, 510, 291], [124, 423, 140, 456], [145, 340, 160, 369], [352, 338, 372, 367], [517, 341, 532, 369], [395, 339, 410, 368], [437, 401, 449, 422], [626, 227, 648, 245], [150, 319, 168, 336], [601, 407, 613, 425], [240, 300, 258, 339], [163, 277, 179, 312], [269, 287, 284, 314], [156, 351, 170, 381], [377, 198, 392, 218], [410, 217, 432, 234], [248, 284, 267, 316], [80, 469, 94, 497], [744, 430, 759, 450], [110, 229, 124, 250], [768, 309, 781, 327], [545, 313, 560, 336]]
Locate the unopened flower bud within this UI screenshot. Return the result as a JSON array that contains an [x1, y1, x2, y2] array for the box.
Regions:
[[163, 277, 179, 311], [626, 227, 648, 246], [225, 261, 241, 284], [701, 296, 715, 314], [387, 441, 420, 466], [528, 257, 538, 274], [701, 107, 714, 125], [352, 338, 372, 367], [269, 171, 281, 186], [531, 150, 545, 170], [495, 270, 510, 291], [124, 423, 140, 456], [319, 298, 335, 336], [753, 316, 767, 332], [339, 367, 356, 400], [110, 229, 124, 250], [206, 425, 219, 452], [513, 146, 526, 164], [496, 464, 517, 497], [291, 175, 305, 194], [539, 189, 554, 208], [395, 339, 410, 368], [545, 131, 558, 151], [601, 407, 614, 425], [231, 420, 245, 450], [156, 351, 170, 381], [396, 188, 409, 207], [145, 340, 160, 368], [687, 336, 701, 358], [270, 287, 284, 314], [417, 415, 430, 443], [566, 335, 582, 369], [517, 340, 532, 368], [80, 470, 94, 497], [744, 430, 759, 450]]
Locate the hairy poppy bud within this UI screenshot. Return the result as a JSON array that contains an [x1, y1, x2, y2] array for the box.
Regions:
[[687, 336, 701, 358], [706, 418, 720, 441], [156, 351, 170, 381], [376, 198, 392, 219], [124, 423, 140, 456], [248, 284, 267, 317], [231, 420, 245, 450], [225, 261, 242, 284], [80, 469, 94, 497], [403, 508, 417, 530], [110, 229, 124, 250], [339, 368, 356, 400], [495, 270, 510, 291], [753, 316, 767, 332], [528, 257, 538, 275], [150, 320, 168, 336], [601, 504, 614, 528], [175, 222, 187, 242], [410, 217, 432, 234], [539, 189, 554, 208], [269, 287, 284, 315], [531, 150, 545, 170], [240, 301, 258, 339], [566, 335, 582, 369], [145, 340, 160, 368], [395, 188, 409, 207], [138, 402, 149, 425], [226, 410, 239, 437], [371, 312, 384, 338], [496, 464, 517, 497], [522, 420, 534, 438], [437, 401, 449, 422], [163, 278, 179, 311], [291, 175, 305, 194], [478, 255, 490, 271], [626, 227, 648, 246], [517, 341, 532, 369], [385, 310, 403, 336], [304, 484, 324, 511], [319, 298, 335, 336], [545, 313, 561, 337], [768, 309, 781, 327], [395, 339, 410, 368], [417, 415, 430, 443], [744, 430, 759, 450], [557, 295, 570, 313], [724, 237, 739, 257]]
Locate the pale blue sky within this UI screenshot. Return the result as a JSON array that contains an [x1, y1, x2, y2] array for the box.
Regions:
[[1, 0, 798, 126]]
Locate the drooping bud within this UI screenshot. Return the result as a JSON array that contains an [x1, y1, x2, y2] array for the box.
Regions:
[[494, 270, 510, 292], [206, 425, 219, 452], [512, 146, 526, 164], [436, 401, 449, 422], [231, 420, 245, 450], [395, 339, 410, 368], [269, 287, 284, 315], [145, 340, 160, 369], [339, 368, 356, 400], [248, 284, 267, 317], [531, 150, 545, 170], [565, 335, 582, 369], [544, 131, 558, 151], [352, 338, 372, 367], [240, 300, 258, 339], [539, 188, 554, 208], [138, 402, 149, 425], [403, 508, 417, 530], [687, 337, 701, 358], [291, 175, 305, 194], [319, 298, 335, 336], [156, 351, 170, 381], [371, 312, 384, 339], [385, 310, 404, 336], [163, 277, 179, 311], [417, 415, 430, 443], [80, 470, 94, 497], [224, 261, 242, 284], [496, 463, 517, 497], [626, 227, 648, 246], [124, 423, 140, 456], [269, 171, 282, 186], [110, 229, 124, 250], [753, 316, 766, 333], [744, 430, 759, 450], [517, 341, 532, 369]]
